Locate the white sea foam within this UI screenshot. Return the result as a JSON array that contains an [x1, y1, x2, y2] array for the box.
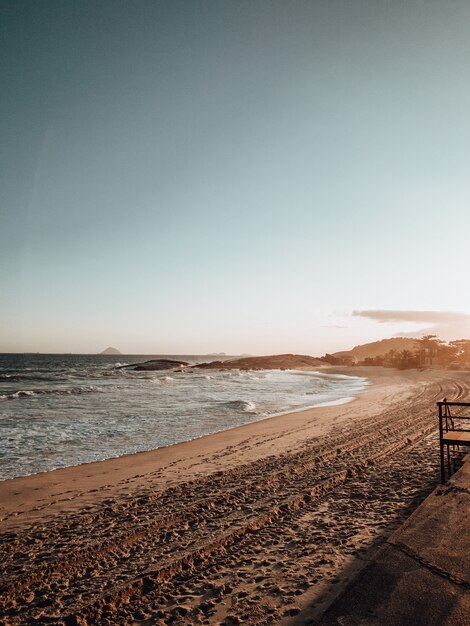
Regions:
[[0, 385, 101, 401]]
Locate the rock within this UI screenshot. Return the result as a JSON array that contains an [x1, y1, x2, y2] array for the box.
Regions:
[[118, 359, 189, 371], [193, 354, 325, 371]]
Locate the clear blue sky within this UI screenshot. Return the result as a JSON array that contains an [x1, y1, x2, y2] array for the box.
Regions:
[[1, 0, 470, 354]]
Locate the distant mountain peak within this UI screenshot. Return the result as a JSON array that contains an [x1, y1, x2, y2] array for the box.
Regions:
[[100, 347, 121, 355]]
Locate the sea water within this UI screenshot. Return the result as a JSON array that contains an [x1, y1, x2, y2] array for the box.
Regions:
[[0, 354, 368, 480]]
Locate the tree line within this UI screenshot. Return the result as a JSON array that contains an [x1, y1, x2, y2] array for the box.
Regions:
[[361, 336, 470, 369], [322, 336, 470, 369]]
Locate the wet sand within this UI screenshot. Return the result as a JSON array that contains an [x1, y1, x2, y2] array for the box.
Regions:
[[1, 367, 468, 625]]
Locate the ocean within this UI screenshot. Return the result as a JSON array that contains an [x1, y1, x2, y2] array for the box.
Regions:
[[0, 354, 368, 480]]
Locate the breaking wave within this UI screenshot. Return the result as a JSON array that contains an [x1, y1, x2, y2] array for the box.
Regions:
[[0, 373, 62, 382], [222, 400, 257, 413], [0, 386, 102, 401]]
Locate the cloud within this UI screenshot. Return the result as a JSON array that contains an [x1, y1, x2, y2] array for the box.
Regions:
[[352, 310, 470, 340]]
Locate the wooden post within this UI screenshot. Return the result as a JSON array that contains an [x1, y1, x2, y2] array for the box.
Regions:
[[439, 402, 446, 484]]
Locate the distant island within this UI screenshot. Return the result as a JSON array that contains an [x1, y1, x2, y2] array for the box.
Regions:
[[100, 347, 121, 355]]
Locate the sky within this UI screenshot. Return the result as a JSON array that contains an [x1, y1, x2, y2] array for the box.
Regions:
[[1, 0, 470, 355]]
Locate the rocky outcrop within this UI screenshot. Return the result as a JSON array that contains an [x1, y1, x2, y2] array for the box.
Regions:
[[193, 353, 325, 371], [118, 359, 189, 371]]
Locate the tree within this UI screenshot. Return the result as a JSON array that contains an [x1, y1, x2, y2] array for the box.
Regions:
[[449, 340, 470, 367]]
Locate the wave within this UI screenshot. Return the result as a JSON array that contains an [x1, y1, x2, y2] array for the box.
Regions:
[[0, 386, 102, 401], [222, 400, 257, 413], [0, 373, 63, 382]]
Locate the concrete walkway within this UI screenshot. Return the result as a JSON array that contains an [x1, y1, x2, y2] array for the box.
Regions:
[[318, 459, 470, 626]]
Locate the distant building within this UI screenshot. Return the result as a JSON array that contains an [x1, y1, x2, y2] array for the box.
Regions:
[[340, 355, 357, 365], [419, 346, 439, 367]]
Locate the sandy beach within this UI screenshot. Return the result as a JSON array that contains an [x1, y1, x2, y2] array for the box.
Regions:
[[1, 366, 469, 625]]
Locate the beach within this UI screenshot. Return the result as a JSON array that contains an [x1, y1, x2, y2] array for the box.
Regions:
[[1, 366, 468, 625]]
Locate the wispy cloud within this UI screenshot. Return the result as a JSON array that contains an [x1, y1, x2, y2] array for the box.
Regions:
[[352, 310, 470, 340]]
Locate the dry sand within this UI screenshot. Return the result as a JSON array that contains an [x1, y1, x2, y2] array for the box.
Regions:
[[1, 366, 469, 625]]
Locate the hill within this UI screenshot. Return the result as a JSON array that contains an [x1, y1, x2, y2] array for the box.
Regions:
[[100, 347, 121, 355], [333, 337, 418, 364]]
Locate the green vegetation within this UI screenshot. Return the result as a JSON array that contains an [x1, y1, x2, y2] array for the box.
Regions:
[[322, 335, 470, 369]]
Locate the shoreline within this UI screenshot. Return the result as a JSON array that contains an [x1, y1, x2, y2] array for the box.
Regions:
[[0, 367, 450, 528], [0, 366, 364, 482], [2, 367, 468, 625], [0, 366, 382, 526], [0, 366, 368, 485]]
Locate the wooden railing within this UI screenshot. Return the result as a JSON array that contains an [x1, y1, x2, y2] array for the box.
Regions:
[[437, 400, 470, 483]]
